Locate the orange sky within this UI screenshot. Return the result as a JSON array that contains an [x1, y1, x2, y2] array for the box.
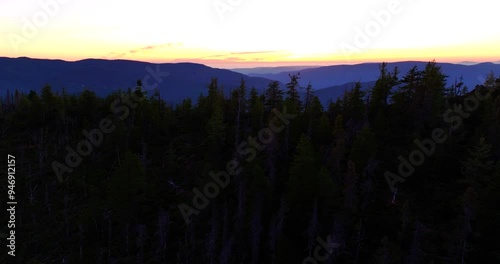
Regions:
[[1, 0, 499, 68]]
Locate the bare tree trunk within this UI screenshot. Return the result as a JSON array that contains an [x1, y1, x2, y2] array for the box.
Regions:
[[250, 196, 263, 264], [354, 218, 364, 264], [136, 224, 146, 264], [64, 194, 70, 237], [306, 199, 319, 256], [407, 221, 421, 264], [220, 201, 233, 264], [206, 206, 219, 264], [125, 224, 130, 258], [235, 96, 241, 149], [269, 196, 286, 264], [78, 224, 84, 263], [155, 209, 169, 261]]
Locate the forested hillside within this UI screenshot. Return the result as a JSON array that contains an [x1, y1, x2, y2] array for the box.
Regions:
[[1, 61, 500, 263]]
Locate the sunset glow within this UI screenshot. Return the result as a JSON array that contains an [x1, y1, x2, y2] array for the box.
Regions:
[[1, 0, 499, 68]]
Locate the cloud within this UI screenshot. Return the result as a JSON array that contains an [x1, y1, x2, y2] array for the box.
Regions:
[[199, 54, 228, 59], [103, 42, 183, 59], [103, 52, 127, 59], [223, 57, 246, 61], [197, 50, 286, 61], [229, 50, 282, 55]]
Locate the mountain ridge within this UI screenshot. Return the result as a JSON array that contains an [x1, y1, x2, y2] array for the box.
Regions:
[[0, 57, 277, 103], [1, 57, 498, 104]]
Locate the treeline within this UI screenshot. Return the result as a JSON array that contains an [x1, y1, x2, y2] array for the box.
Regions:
[[1, 61, 500, 263]]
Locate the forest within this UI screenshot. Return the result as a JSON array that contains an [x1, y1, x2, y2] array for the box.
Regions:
[[1, 61, 500, 263]]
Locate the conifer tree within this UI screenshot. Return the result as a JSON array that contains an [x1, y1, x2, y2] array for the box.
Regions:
[[349, 125, 377, 172], [421, 60, 447, 119], [346, 82, 366, 122], [461, 137, 494, 187], [249, 87, 264, 130], [392, 66, 422, 113], [285, 73, 302, 112], [264, 81, 284, 112], [369, 63, 399, 120]]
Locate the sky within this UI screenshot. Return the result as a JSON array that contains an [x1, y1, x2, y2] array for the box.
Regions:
[[1, 0, 499, 68]]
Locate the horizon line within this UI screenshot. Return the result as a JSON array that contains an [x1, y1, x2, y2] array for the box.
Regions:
[[2, 56, 499, 69]]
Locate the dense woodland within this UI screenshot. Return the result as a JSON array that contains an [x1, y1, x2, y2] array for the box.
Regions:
[[1, 61, 500, 263]]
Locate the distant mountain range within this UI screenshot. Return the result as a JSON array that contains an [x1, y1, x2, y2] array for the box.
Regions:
[[245, 61, 500, 91], [314, 81, 376, 106], [230, 66, 320, 75], [1, 57, 499, 104], [0, 57, 276, 103]]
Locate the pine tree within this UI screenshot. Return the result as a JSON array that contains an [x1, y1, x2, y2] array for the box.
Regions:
[[264, 81, 284, 112], [206, 100, 226, 163], [249, 87, 264, 130], [206, 78, 224, 114], [313, 113, 333, 146], [234, 78, 247, 147], [349, 125, 377, 172], [346, 82, 366, 122], [461, 137, 494, 187], [287, 134, 333, 207], [285, 73, 302, 112], [446, 75, 465, 97], [392, 66, 422, 113], [483, 71, 496, 90], [421, 60, 447, 119], [287, 134, 317, 206], [304, 83, 313, 112], [369, 63, 399, 120], [107, 151, 151, 221], [331, 115, 346, 179]]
